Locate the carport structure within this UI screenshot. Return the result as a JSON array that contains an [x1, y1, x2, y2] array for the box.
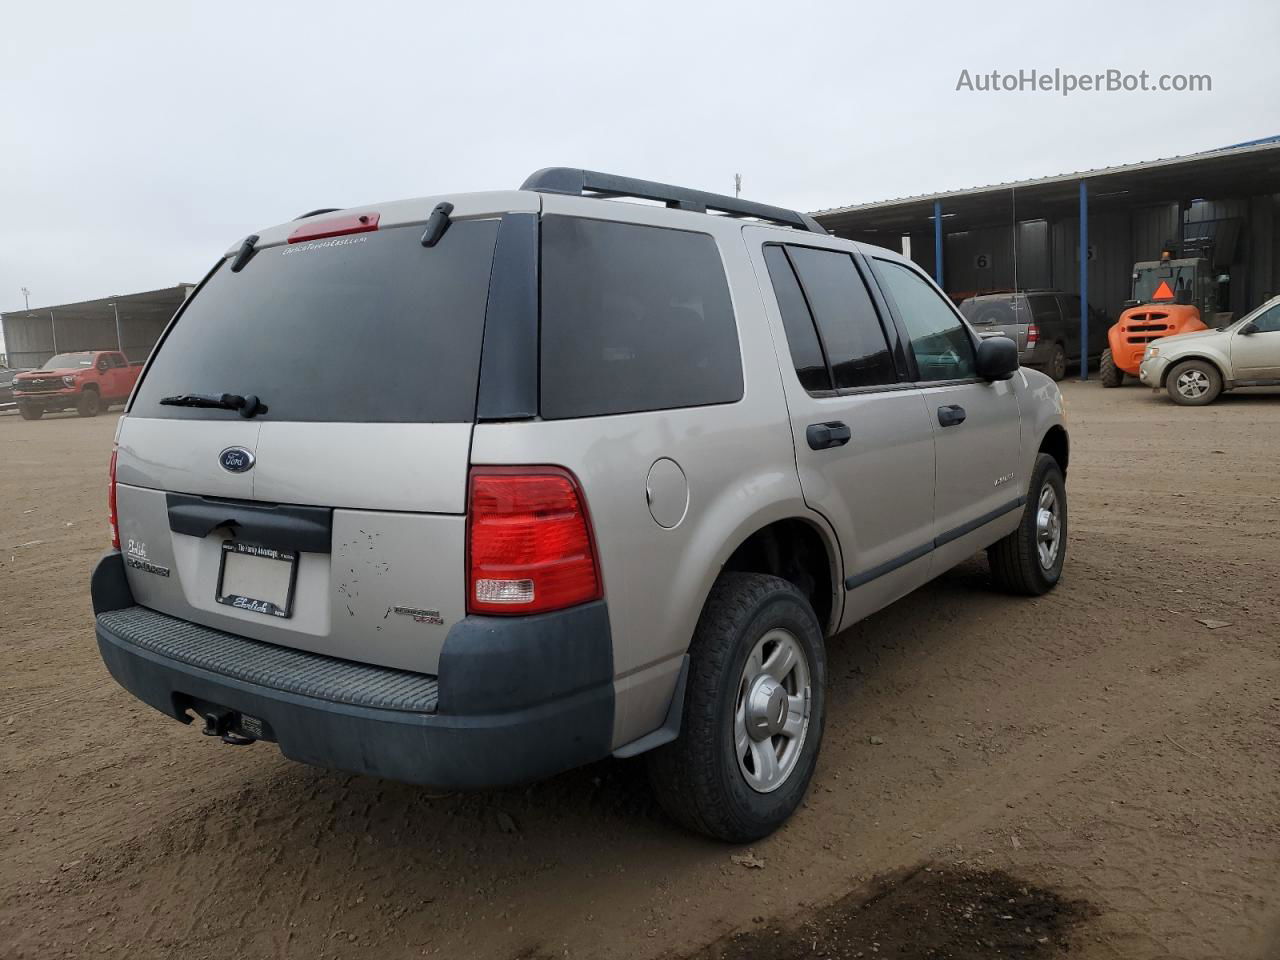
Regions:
[[1, 284, 193, 370], [812, 136, 1280, 377]]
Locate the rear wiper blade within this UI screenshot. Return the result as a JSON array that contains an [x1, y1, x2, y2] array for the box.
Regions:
[[158, 392, 268, 418]]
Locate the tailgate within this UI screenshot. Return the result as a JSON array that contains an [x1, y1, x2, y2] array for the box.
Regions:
[[113, 213, 506, 674]]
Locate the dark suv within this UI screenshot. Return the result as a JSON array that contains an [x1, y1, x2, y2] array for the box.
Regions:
[[959, 290, 1109, 380]]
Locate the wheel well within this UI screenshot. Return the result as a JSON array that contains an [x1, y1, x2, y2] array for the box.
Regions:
[[1159, 355, 1223, 388], [1039, 425, 1069, 475], [722, 519, 836, 633], [82, 383, 100, 392]]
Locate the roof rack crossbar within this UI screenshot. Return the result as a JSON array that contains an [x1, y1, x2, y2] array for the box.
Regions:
[[521, 168, 827, 235]]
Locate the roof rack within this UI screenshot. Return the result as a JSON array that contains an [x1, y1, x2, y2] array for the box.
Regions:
[[521, 168, 827, 235]]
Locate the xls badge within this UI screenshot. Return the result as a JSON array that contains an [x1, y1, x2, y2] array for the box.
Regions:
[[993, 472, 1016, 488], [125, 539, 170, 578]]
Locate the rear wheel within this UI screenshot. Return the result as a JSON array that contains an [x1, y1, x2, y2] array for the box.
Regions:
[[647, 573, 826, 842], [1047, 343, 1068, 381], [76, 389, 100, 417], [988, 453, 1066, 596], [1099, 349, 1123, 387], [18, 404, 43, 420], [1167, 359, 1222, 406]]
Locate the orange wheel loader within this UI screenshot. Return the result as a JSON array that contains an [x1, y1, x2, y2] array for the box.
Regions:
[[1100, 253, 1223, 387]]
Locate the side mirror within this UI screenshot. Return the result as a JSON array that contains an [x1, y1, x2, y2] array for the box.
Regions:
[[1239, 321, 1259, 335], [976, 336, 1018, 381], [97, 359, 109, 372]]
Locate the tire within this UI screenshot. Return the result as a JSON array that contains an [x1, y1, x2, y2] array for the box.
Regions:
[[1099, 348, 1123, 388], [76, 389, 100, 417], [1166, 359, 1222, 406], [988, 453, 1066, 596], [18, 404, 43, 420], [646, 573, 826, 843], [1047, 343, 1068, 382]]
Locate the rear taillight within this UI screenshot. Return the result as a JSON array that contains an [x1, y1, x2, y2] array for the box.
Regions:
[[1026, 323, 1039, 349], [467, 467, 601, 616], [108, 448, 119, 550]]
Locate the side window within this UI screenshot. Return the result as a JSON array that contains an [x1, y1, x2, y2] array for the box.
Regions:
[[540, 216, 743, 419], [872, 259, 977, 381], [1250, 304, 1280, 333], [1028, 294, 1061, 326], [762, 245, 831, 393], [784, 246, 897, 390]]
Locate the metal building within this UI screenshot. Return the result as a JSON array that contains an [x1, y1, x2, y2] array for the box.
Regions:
[[1, 284, 193, 370], [812, 136, 1280, 369]]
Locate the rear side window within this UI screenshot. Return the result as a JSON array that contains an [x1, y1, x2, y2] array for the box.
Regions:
[[872, 259, 976, 381], [784, 246, 897, 390], [762, 245, 831, 393], [1028, 294, 1061, 325], [540, 216, 742, 419], [131, 221, 500, 422]]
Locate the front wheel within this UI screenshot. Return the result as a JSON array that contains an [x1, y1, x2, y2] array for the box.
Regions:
[[18, 404, 43, 420], [988, 453, 1067, 596], [76, 390, 100, 417], [1166, 359, 1222, 406], [1099, 348, 1123, 387], [647, 573, 826, 842]]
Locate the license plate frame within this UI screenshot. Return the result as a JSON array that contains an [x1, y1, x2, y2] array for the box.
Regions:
[[215, 541, 299, 619]]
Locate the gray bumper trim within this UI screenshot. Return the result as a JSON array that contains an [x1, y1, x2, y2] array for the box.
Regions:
[[96, 606, 439, 713]]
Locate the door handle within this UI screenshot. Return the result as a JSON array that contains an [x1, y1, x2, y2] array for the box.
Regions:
[[937, 404, 967, 427], [806, 421, 851, 450]]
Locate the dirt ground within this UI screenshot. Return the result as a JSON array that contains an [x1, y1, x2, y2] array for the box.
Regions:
[[1, 382, 1278, 960]]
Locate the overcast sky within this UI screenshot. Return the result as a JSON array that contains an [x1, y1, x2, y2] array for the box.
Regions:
[[2, 0, 1277, 320]]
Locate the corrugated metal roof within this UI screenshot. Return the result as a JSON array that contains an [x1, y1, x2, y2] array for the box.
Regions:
[[810, 136, 1280, 218]]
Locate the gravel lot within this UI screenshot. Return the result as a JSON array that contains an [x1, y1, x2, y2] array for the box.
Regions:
[[2, 382, 1278, 959]]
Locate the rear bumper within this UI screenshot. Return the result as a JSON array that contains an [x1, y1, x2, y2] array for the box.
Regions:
[[91, 552, 614, 790]]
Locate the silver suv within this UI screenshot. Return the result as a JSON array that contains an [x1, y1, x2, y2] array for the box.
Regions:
[[92, 169, 1070, 842]]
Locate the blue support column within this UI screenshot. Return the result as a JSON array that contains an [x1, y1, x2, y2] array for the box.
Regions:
[[933, 200, 944, 286], [1078, 180, 1088, 381]]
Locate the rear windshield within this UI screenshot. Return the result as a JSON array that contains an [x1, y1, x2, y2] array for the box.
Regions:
[[130, 221, 500, 422], [957, 295, 1028, 327]]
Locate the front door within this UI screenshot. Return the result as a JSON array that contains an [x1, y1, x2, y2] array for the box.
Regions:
[[867, 256, 1024, 571], [1231, 303, 1280, 381], [748, 231, 937, 629]]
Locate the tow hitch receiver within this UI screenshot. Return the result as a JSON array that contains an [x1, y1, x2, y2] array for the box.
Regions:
[[200, 709, 257, 746]]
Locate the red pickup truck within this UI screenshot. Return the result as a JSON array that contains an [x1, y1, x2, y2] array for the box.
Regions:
[[12, 350, 142, 420]]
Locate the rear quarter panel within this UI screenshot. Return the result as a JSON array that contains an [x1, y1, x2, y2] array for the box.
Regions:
[[471, 199, 827, 750]]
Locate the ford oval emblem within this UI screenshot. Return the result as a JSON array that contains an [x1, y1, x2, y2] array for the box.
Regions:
[[218, 446, 255, 473]]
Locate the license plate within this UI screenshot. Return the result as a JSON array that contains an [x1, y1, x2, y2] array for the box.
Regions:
[[216, 541, 298, 618]]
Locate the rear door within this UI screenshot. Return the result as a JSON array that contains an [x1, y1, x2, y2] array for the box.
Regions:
[[117, 212, 508, 674], [748, 231, 937, 627], [867, 256, 1023, 571]]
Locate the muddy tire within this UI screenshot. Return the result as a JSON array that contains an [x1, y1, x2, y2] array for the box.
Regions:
[[646, 573, 826, 843], [18, 404, 43, 420], [1099, 349, 1123, 388], [1047, 343, 1068, 382], [988, 453, 1066, 596], [1166, 359, 1222, 406], [76, 389, 100, 417]]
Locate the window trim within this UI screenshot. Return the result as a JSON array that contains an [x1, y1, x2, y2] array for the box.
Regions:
[[868, 254, 984, 386], [762, 241, 906, 397]]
